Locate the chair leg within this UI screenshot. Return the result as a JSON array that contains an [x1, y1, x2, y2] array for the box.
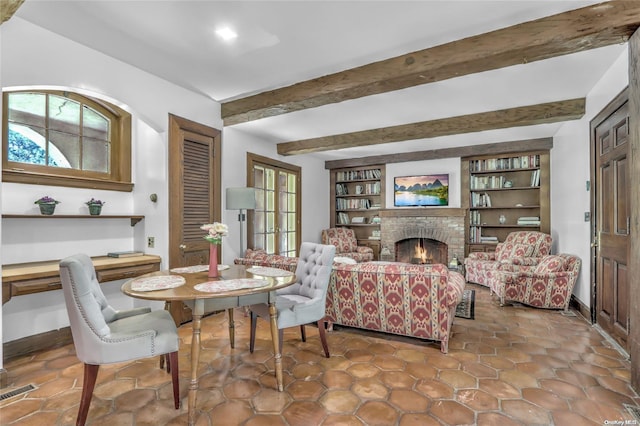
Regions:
[[299, 324, 306, 342], [317, 319, 330, 358], [228, 308, 235, 349], [77, 364, 99, 426], [249, 311, 258, 353], [168, 351, 180, 409]]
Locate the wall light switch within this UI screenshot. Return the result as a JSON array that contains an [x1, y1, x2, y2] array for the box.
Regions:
[[586, 180, 591, 191]]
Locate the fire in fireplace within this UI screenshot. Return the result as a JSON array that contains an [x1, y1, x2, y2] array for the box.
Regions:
[[395, 238, 448, 265]]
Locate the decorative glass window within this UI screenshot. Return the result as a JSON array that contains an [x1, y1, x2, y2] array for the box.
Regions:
[[3, 90, 133, 191]]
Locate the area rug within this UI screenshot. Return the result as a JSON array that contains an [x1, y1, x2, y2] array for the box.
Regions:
[[455, 289, 475, 320]]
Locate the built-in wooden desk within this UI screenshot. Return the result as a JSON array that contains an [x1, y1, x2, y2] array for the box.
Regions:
[[2, 255, 162, 304]]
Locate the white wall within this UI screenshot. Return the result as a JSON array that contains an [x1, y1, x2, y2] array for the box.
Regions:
[[0, 17, 329, 347], [551, 50, 629, 308], [221, 127, 329, 260]]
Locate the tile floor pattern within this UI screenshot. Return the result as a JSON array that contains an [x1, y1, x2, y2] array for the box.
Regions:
[[2, 283, 640, 425]]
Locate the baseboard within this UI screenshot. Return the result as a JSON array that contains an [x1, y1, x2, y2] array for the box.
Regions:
[[0, 368, 7, 389], [570, 295, 591, 322], [3, 327, 73, 363]]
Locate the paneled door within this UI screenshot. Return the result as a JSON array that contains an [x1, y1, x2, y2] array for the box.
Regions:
[[168, 114, 221, 324], [247, 153, 301, 257], [591, 89, 630, 350]]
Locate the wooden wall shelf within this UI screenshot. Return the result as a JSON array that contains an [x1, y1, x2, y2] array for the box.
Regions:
[[2, 214, 145, 226]]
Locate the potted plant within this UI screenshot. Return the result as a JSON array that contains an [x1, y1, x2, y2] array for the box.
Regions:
[[85, 198, 105, 215], [34, 196, 61, 215]]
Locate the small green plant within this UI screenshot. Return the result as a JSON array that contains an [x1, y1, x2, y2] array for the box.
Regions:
[[34, 196, 60, 205], [85, 198, 105, 206]]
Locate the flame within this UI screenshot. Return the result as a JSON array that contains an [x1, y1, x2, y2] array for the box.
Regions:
[[414, 243, 428, 264]]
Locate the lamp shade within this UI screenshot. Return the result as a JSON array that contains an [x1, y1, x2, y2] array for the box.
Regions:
[[226, 187, 256, 210]]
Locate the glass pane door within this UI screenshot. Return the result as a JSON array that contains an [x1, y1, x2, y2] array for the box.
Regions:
[[249, 156, 300, 257]]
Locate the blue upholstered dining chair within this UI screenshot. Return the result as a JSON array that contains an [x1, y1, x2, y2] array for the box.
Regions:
[[248, 242, 336, 357], [59, 254, 180, 425]]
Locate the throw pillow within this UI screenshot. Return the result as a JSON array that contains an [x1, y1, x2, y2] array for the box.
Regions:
[[334, 256, 357, 264], [534, 255, 565, 274]]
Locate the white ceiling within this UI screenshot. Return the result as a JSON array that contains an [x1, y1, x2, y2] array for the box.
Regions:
[[15, 0, 627, 161]]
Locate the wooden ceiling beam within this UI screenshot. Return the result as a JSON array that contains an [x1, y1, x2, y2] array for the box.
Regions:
[[222, 1, 639, 126], [1, 0, 25, 25], [277, 98, 584, 156]]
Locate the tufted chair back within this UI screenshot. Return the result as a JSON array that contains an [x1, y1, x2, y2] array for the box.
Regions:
[[59, 254, 181, 424], [249, 242, 336, 357]]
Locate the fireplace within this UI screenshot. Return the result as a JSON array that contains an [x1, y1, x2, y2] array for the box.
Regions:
[[379, 208, 465, 265], [396, 238, 448, 264]]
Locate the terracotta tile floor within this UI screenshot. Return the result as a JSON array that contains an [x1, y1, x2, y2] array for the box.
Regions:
[[2, 283, 640, 425]]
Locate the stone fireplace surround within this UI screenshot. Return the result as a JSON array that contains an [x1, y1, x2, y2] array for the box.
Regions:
[[378, 208, 465, 265]]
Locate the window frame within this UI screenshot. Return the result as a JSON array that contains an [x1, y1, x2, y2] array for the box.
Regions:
[[2, 89, 133, 191]]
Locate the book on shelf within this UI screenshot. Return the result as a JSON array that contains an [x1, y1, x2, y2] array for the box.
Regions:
[[107, 251, 144, 258], [517, 216, 541, 225], [469, 154, 540, 172], [337, 212, 350, 225], [530, 169, 540, 187], [480, 236, 499, 243], [471, 192, 491, 207]]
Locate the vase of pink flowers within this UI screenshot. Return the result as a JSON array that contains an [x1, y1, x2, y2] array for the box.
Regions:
[[34, 196, 61, 215], [201, 222, 228, 277]]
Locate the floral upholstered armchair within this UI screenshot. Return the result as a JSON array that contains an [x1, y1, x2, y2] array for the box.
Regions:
[[321, 228, 374, 263], [464, 231, 552, 287], [489, 254, 581, 311]]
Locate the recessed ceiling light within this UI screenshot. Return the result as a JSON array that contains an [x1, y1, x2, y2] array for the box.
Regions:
[[215, 27, 237, 41]]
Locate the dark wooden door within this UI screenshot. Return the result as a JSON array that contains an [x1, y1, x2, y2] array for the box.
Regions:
[[592, 90, 630, 350], [168, 114, 221, 324]]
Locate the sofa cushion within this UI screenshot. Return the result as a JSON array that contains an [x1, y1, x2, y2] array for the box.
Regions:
[[534, 255, 565, 274]]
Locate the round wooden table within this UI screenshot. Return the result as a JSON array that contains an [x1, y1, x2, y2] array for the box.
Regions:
[[122, 264, 295, 425]]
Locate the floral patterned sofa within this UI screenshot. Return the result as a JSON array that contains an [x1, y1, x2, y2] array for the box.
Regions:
[[321, 228, 374, 262], [489, 253, 581, 311], [235, 250, 465, 354], [234, 249, 299, 272], [464, 231, 552, 287]]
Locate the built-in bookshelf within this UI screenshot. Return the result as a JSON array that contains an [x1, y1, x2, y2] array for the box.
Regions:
[[329, 165, 385, 259], [462, 151, 550, 254]]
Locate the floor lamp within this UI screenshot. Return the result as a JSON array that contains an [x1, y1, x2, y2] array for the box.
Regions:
[[226, 187, 256, 257]]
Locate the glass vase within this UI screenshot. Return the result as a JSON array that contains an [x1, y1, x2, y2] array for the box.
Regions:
[[208, 244, 219, 278]]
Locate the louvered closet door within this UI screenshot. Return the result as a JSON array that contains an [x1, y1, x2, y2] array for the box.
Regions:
[[169, 115, 221, 269]]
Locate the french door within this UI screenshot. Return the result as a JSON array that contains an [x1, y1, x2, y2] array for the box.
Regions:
[[247, 153, 301, 257]]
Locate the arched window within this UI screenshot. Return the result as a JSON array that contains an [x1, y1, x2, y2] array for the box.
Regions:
[[2, 90, 133, 191]]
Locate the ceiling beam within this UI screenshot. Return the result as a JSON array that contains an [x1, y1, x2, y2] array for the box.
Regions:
[[0, 0, 25, 25], [324, 138, 554, 170], [222, 1, 638, 126], [277, 98, 584, 156]]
